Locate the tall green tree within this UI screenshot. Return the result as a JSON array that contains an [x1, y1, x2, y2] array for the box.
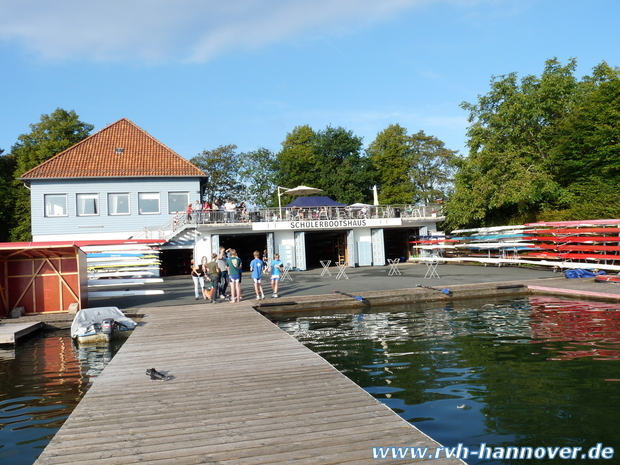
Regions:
[[312, 126, 371, 204], [409, 131, 458, 205], [0, 149, 17, 241], [276, 125, 372, 205], [237, 147, 277, 207], [446, 58, 580, 229], [190, 144, 245, 204], [276, 125, 318, 189], [367, 125, 457, 205], [10, 109, 94, 241], [542, 62, 620, 221], [367, 124, 414, 204], [551, 62, 620, 186]]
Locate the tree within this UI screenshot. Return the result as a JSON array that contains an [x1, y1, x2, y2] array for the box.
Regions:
[[367, 125, 457, 205], [551, 62, 620, 186], [190, 144, 245, 204], [237, 147, 277, 207], [275, 125, 318, 189], [275, 125, 373, 205], [10, 109, 94, 241], [367, 124, 415, 204], [446, 58, 580, 229], [539, 62, 620, 221], [409, 131, 458, 205], [0, 149, 17, 241], [311, 126, 372, 205]]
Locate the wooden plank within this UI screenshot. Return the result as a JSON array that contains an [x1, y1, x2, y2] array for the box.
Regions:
[[34, 303, 464, 465], [0, 321, 42, 344]]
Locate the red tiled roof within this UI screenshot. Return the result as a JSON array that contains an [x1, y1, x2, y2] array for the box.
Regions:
[[20, 118, 206, 179]]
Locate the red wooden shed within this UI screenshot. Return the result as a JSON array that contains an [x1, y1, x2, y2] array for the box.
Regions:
[[0, 242, 88, 317]]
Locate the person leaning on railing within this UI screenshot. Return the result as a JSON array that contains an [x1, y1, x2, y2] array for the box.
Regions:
[[202, 201, 210, 223], [238, 202, 248, 222]]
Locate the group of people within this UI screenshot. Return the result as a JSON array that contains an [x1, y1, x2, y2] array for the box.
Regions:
[[190, 248, 284, 303], [184, 199, 248, 224]]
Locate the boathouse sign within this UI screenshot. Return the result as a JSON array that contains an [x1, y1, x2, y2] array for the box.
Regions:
[[252, 218, 402, 231]]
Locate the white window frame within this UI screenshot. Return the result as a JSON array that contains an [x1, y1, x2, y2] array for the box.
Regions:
[[168, 191, 189, 214], [76, 193, 99, 216], [138, 192, 160, 215], [44, 194, 68, 217], [108, 193, 130, 216]]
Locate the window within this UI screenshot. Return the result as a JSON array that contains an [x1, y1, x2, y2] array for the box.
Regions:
[[108, 193, 130, 215], [77, 193, 99, 216], [44, 194, 67, 217], [168, 192, 189, 214], [138, 192, 160, 214]]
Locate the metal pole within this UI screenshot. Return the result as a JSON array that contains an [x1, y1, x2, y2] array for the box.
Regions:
[[277, 186, 289, 221]]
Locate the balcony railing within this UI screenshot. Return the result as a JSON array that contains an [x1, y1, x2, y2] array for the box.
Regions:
[[132, 204, 443, 241]]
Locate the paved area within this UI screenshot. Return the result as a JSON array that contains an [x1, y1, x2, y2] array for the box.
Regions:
[[87, 262, 620, 311], [4, 263, 620, 327]]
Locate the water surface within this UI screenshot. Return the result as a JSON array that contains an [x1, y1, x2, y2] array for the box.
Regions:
[[0, 331, 123, 465], [278, 296, 620, 464]]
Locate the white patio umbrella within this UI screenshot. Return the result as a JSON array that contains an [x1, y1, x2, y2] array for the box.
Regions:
[[283, 185, 323, 196], [277, 185, 323, 219]]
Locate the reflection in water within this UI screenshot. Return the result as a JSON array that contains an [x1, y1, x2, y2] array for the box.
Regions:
[[529, 296, 620, 361], [0, 331, 123, 465], [278, 296, 620, 465]]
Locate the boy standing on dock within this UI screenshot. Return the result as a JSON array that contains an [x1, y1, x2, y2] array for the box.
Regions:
[[226, 249, 242, 303], [270, 253, 284, 298], [250, 250, 265, 300]]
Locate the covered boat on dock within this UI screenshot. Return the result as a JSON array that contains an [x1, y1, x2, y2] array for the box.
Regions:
[[71, 306, 137, 344]]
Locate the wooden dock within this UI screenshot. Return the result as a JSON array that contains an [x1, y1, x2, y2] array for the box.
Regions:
[[0, 321, 42, 345], [34, 302, 463, 465]]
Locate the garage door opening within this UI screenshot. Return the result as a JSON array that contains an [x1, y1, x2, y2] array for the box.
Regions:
[[304, 231, 347, 269], [217, 234, 267, 271], [384, 228, 418, 262]]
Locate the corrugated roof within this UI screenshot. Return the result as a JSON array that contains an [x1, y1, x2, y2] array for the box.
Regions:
[[20, 118, 206, 179]]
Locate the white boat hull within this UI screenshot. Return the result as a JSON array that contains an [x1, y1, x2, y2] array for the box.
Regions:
[[75, 332, 113, 344], [71, 307, 137, 345]]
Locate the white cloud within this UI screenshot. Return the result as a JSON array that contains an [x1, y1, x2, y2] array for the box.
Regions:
[[0, 0, 443, 63]]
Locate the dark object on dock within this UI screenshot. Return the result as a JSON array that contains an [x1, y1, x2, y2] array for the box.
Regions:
[[496, 284, 526, 290], [256, 301, 297, 308], [416, 284, 452, 296], [334, 290, 370, 305], [146, 368, 171, 381]]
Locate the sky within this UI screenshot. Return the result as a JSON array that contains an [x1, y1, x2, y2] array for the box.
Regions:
[[2, 0, 620, 161]]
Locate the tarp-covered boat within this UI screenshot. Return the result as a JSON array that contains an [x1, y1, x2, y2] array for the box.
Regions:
[[71, 306, 137, 344]]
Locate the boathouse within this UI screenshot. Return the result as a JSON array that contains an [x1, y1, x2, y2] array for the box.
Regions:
[[20, 118, 444, 274]]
